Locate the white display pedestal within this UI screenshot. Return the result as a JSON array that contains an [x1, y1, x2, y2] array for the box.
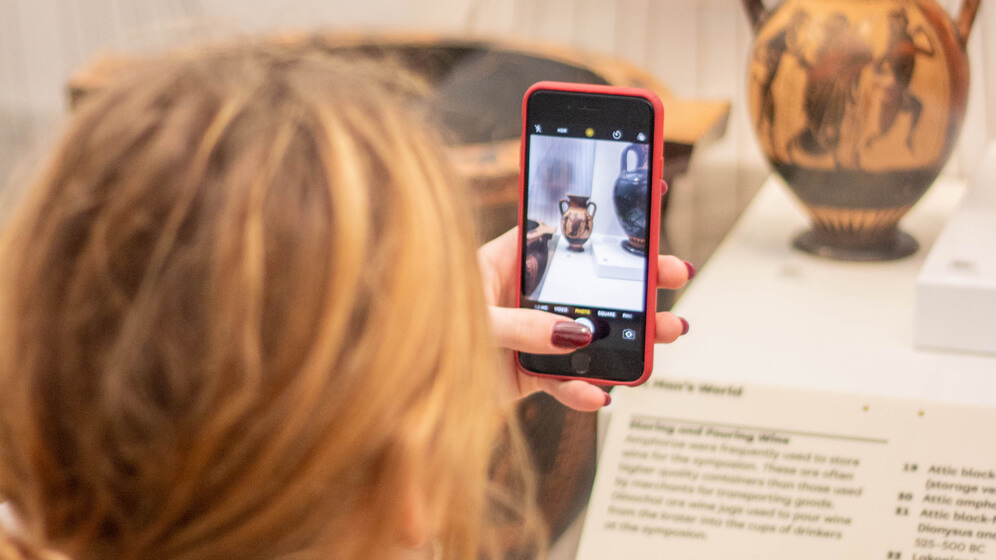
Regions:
[[915, 141, 996, 355], [591, 234, 644, 281], [537, 235, 644, 311], [641, 174, 996, 402]]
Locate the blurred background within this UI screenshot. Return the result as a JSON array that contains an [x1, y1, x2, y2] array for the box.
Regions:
[[1, 4, 993, 558], [1, 0, 993, 268]]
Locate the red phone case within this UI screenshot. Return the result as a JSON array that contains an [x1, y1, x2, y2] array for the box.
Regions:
[[515, 81, 665, 387]]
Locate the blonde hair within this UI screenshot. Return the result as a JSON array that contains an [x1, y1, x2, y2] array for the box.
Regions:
[[0, 42, 542, 560]]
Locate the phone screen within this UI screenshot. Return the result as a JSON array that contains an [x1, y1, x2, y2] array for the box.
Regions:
[[519, 90, 656, 383]]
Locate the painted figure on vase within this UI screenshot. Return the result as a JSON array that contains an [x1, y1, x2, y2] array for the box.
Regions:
[[743, 0, 978, 261], [559, 195, 596, 252], [790, 13, 874, 166], [756, 10, 810, 152], [863, 8, 937, 152]]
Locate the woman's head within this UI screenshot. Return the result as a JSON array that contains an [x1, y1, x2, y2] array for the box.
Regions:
[[0, 43, 536, 560]]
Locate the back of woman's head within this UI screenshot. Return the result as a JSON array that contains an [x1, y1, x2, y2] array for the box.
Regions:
[[0, 42, 537, 560]]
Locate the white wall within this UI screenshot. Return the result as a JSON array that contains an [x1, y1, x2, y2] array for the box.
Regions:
[[951, 0, 994, 173], [983, 0, 996, 141]]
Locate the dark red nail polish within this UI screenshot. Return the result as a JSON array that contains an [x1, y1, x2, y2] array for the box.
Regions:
[[551, 321, 593, 349], [679, 317, 690, 335], [604, 392, 613, 407], [684, 261, 697, 280]]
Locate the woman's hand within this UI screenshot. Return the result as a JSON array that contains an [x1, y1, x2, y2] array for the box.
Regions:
[[478, 227, 694, 412]]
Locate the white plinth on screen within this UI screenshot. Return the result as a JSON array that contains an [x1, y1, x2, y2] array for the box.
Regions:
[[590, 234, 644, 281], [537, 235, 643, 312]]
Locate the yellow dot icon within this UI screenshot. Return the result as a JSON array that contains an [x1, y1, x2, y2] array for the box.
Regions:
[[585, 128, 595, 137]]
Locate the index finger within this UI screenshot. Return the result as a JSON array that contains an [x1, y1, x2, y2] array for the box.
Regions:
[[488, 306, 592, 355]]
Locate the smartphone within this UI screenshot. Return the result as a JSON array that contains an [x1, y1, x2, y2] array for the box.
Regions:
[[516, 81, 664, 386]]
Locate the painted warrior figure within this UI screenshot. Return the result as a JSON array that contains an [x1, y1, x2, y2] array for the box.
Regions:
[[790, 13, 873, 163], [864, 8, 936, 151], [754, 10, 809, 151]]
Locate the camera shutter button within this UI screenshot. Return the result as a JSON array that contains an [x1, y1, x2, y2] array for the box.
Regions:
[[574, 317, 595, 336]]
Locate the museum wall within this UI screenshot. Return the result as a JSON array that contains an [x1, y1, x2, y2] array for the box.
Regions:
[[1, 0, 992, 194]]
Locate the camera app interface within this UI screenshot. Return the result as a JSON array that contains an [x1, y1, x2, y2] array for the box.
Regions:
[[521, 114, 652, 370]]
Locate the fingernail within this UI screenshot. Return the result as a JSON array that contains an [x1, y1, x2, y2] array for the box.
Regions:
[[604, 392, 613, 407], [679, 317, 690, 335], [684, 261, 697, 280], [551, 321, 593, 349]]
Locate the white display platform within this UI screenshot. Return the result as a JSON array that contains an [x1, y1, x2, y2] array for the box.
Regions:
[[590, 234, 644, 281], [915, 142, 996, 355], [537, 235, 644, 312], [647, 174, 996, 404]]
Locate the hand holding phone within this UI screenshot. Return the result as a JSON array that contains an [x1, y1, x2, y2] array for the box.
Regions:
[[515, 81, 665, 386], [480, 227, 691, 410]]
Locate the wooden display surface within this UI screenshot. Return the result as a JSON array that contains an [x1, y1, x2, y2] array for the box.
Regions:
[[66, 32, 730, 243]]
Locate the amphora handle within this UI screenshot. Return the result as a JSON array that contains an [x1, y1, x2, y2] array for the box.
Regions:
[[741, 0, 769, 32], [620, 144, 646, 173], [956, 0, 981, 46], [586, 201, 597, 219]]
